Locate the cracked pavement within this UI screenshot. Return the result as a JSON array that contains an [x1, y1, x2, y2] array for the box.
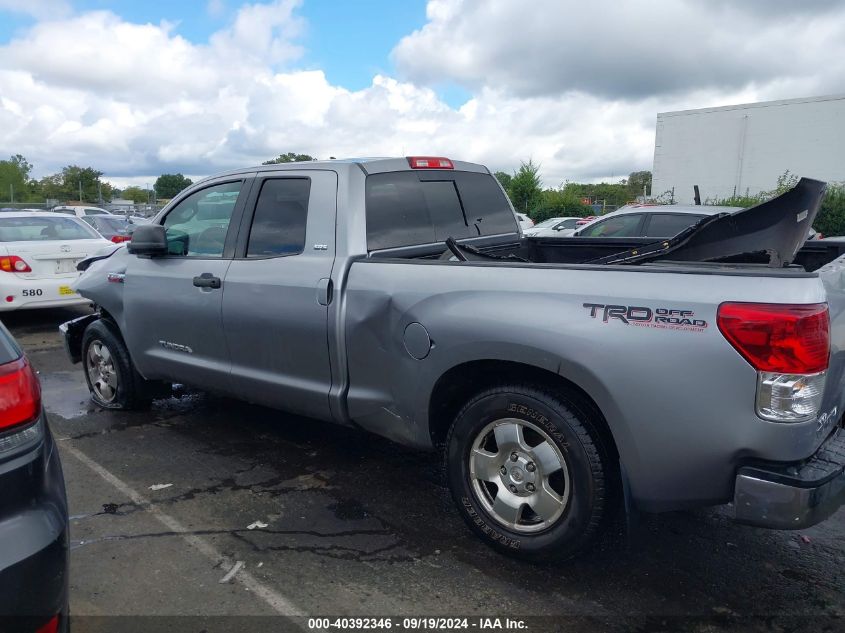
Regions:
[[3, 306, 844, 631]]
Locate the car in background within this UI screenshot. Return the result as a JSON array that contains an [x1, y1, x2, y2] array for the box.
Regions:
[[81, 215, 138, 243], [0, 212, 111, 311], [515, 213, 534, 230], [573, 204, 822, 241], [51, 205, 113, 218], [523, 216, 582, 237], [572, 205, 740, 238], [0, 322, 69, 630]]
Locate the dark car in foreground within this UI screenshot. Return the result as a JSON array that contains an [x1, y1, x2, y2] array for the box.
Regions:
[[0, 322, 68, 631]]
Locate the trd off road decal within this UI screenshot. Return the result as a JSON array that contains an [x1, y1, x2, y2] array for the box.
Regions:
[[583, 303, 708, 332]]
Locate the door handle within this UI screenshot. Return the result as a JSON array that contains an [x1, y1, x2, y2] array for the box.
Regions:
[[316, 278, 332, 305], [193, 273, 222, 289]]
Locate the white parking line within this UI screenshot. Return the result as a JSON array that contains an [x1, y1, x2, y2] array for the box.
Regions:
[[61, 441, 306, 618]]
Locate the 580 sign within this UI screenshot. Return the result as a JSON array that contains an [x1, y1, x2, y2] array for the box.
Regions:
[[21, 289, 43, 297]]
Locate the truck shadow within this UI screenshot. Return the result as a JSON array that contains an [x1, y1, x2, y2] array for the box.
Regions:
[[156, 392, 843, 620]]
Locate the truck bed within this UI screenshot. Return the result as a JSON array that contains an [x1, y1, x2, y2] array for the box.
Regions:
[[376, 234, 845, 276]]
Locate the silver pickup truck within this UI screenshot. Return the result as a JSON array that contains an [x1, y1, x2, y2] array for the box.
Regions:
[[60, 157, 845, 561]]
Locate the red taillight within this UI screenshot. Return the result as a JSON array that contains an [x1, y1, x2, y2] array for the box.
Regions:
[[717, 303, 829, 374], [407, 156, 454, 169], [0, 256, 32, 273], [111, 235, 130, 243], [35, 615, 59, 633], [0, 356, 41, 431]]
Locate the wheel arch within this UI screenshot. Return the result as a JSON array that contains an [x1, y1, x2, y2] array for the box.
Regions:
[[427, 359, 622, 487]]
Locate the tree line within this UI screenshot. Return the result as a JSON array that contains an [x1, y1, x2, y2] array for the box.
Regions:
[[709, 171, 845, 237], [0, 152, 327, 206], [494, 160, 653, 222], [0, 155, 194, 204]]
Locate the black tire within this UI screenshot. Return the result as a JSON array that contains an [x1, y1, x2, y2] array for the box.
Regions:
[[445, 384, 611, 562], [81, 319, 152, 410]]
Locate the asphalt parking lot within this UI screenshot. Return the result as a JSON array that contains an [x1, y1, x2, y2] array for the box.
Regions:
[[3, 306, 844, 632]]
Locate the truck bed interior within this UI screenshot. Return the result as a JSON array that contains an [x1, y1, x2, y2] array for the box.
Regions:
[[371, 235, 845, 274], [370, 177, 844, 273]]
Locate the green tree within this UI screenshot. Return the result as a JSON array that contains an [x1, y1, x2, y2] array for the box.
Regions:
[[493, 171, 512, 191], [0, 154, 33, 202], [121, 186, 151, 203], [562, 180, 629, 208], [154, 173, 193, 199], [508, 160, 542, 214], [532, 189, 593, 223], [35, 165, 114, 203], [627, 170, 652, 198], [262, 152, 316, 165], [812, 184, 845, 237]]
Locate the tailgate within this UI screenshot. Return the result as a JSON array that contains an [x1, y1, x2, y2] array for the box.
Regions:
[[817, 254, 845, 434]]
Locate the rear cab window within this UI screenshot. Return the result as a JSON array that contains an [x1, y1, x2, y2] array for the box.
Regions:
[[365, 171, 517, 251]]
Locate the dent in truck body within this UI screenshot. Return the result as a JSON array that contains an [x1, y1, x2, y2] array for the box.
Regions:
[[343, 257, 833, 512]]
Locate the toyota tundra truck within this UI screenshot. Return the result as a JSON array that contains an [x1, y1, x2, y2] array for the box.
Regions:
[[59, 157, 845, 561]]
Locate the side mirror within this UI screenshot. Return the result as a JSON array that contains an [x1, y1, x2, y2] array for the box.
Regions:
[[127, 224, 168, 257]]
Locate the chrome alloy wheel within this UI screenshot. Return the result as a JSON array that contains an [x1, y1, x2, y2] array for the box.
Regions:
[[469, 418, 570, 533], [86, 340, 118, 403]]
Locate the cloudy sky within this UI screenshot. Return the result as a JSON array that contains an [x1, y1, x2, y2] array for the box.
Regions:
[[0, 0, 843, 189]]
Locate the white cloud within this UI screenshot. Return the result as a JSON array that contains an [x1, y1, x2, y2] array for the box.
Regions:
[[392, 0, 845, 101], [0, 0, 70, 20], [0, 0, 842, 190]]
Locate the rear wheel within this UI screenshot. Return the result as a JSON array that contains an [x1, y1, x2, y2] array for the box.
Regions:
[[446, 384, 611, 561], [82, 320, 153, 410]]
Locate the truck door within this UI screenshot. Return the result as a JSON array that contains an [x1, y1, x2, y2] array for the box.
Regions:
[[221, 170, 337, 419], [122, 177, 253, 391]]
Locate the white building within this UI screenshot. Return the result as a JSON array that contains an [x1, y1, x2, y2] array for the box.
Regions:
[[652, 94, 845, 204]]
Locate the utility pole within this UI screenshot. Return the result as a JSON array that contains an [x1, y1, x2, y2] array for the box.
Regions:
[[9, 184, 12, 203], [79, 180, 83, 203], [97, 179, 102, 204]]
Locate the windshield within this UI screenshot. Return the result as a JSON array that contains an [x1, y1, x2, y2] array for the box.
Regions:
[[0, 216, 102, 241], [90, 216, 130, 232]]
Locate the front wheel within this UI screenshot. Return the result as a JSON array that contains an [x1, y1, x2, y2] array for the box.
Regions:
[[82, 320, 152, 410], [446, 384, 612, 561]]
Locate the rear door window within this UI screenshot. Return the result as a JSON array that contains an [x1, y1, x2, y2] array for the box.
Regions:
[[246, 178, 311, 257], [643, 213, 704, 238], [365, 171, 516, 251]]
